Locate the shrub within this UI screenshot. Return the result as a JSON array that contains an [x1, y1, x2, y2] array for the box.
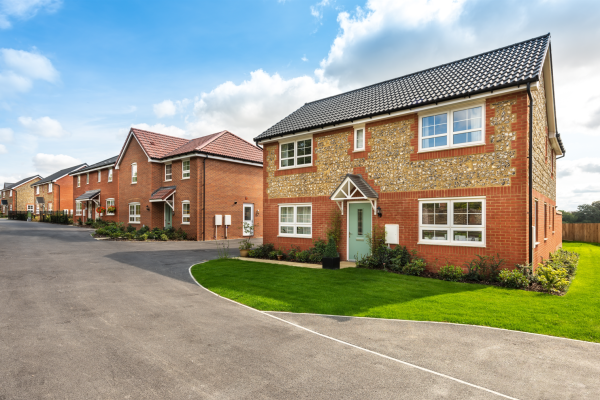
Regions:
[[159, 234, 168, 241], [248, 250, 257, 257], [322, 237, 339, 259], [147, 232, 156, 240], [311, 239, 328, 257], [309, 253, 322, 264], [402, 258, 426, 276], [498, 269, 529, 289], [438, 264, 464, 282], [296, 250, 310, 263], [85, 219, 93, 226], [515, 263, 536, 283], [464, 254, 504, 281], [252, 243, 275, 258], [548, 249, 579, 276], [138, 225, 150, 235], [126, 224, 136, 233], [389, 246, 411, 271], [124, 232, 135, 240], [326, 208, 343, 246], [286, 246, 301, 261], [536, 264, 569, 294], [268, 251, 278, 260], [239, 238, 253, 250], [139, 234, 148, 241]]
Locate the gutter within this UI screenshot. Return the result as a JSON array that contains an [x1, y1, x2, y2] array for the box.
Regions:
[[527, 82, 534, 265]]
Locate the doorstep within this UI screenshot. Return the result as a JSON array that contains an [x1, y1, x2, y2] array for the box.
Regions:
[[234, 257, 356, 269]]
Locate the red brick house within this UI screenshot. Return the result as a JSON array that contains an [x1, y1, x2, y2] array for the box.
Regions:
[[114, 128, 263, 240], [31, 165, 87, 215], [254, 34, 564, 269], [70, 156, 119, 223], [1, 176, 42, 213]]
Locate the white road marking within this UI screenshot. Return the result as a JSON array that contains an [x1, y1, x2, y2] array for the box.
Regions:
[[188, 264, 521, 400]]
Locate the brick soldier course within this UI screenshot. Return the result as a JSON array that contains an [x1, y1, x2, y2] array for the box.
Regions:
[[255, 34, 565, 270], [114, 128, 263, 240], [71, 156, 119, 224]]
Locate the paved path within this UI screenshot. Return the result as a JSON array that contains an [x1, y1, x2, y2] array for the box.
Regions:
[[1, 220, 598, 399]]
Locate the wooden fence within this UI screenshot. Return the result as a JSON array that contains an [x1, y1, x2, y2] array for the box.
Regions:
[[563, 223, 600, 244]]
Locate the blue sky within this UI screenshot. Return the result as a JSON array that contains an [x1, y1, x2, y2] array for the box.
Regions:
[[1, 0, 599, 209]]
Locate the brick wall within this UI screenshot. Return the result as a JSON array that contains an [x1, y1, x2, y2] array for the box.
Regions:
[[263, 92, 537, 270], [73, 167, 119, 223]]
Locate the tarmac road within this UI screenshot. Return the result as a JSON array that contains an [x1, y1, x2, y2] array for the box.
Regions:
[[1, 219, 598, 399]]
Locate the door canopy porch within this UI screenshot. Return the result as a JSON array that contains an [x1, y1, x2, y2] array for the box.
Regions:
[[149, 186, 176, 211], [330, 174, 378, 215], [75, 189, 101, 206]]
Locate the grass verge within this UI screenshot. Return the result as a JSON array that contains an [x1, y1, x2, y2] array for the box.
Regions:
[[190, 242, 600, 343]]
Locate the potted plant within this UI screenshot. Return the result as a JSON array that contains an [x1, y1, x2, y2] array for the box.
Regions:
[[96, 206, 106, 215], [107, 206, 116, 214], [322, 237, 340, 270], [239, 238, 253, 257], [276, 248, 285, 261]]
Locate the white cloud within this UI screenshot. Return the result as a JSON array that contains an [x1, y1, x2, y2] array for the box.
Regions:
[[301, 55, 308, 62], [19, 116, 68, 138], [0, 48, 59, 95], [131, 123, 187, 138], [557, 158, 600, 210], [0, 127, 13, 141], [153, 99, 190, 118], [32, 153, 81, 175], [0, 144, 7, 154], [310, 0, 330, 20], [188, 69, 339, 142], [0, 0, 61, 29]]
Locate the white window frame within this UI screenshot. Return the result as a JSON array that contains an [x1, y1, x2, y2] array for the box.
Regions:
[[86, 173, 89, 184], [76, 201, 83, 216], [182, 159, 190, 179], [48, 202, 53, 212], [9, 190, 12, 197], [108, 168, 113, 182], [354, 125, 365, 151], [182, 201, 190, 224], [418, 103, 486, 153], [106, 198, 115, 215], [278, 203, 312, 238], [279, 137, 313, 170], [36, 186, 39, 195], [131, 163, 137, 184], [97, 170, 101, 183], [27, 205, 34, 213], [77, 175, 81, 187], [418, 196, 486, 247], [165, 163, 172, 181], [48, 183, 52, 193], [129, 202, 141, 224]]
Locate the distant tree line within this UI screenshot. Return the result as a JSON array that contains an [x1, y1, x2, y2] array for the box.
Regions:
[[561, 201, 600, 223]]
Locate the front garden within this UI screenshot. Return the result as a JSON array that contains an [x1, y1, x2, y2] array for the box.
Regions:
[[93, 221, 190, 241], [191, 242, 600, 343]]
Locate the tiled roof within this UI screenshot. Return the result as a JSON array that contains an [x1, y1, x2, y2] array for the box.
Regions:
[[5, 175, 40, 190], [150, 186, 176, 201], [131, 128, 188, 159], [255, 34, 551, 142], [164, 130, 263, 163], [33, 165, 87, 186], [331, 174, 379, 199], [73, 156, 118, 174], [75, 190, 101, 201]]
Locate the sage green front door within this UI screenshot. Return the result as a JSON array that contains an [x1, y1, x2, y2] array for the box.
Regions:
[[164, 204, 173, 228], [348, 202, 371, 261]]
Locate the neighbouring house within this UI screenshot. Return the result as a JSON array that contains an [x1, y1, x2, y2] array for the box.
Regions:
[[31, 164, 88, 215], [114, 128, 263, 240], [1, 176, 42, 213], [70, 156, 119, 224], [254, 34, 564, 269]]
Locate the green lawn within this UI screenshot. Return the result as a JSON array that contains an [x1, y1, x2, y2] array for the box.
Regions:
[[190, 242, 600, 343]]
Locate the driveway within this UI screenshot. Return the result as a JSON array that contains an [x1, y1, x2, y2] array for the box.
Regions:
[[1, 220, 598, 399]]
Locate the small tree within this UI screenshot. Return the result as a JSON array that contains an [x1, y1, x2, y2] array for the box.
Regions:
[[326, 208, 343, 246]]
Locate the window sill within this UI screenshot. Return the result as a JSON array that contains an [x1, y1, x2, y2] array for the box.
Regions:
[[181, 222, 190, 225], [181, 177, 190, 180], [106, 214, 115, 216], [353, 149, 365, 153], [277, 234, 312, 239], [131, 182, 137, 185], [278, 164, 313, 171], [165, 179, 172, 182], [544, 238, 548, 242], [418, 241, 486, 248], [418, 142, 485, 154], [129, 221, 141, 224]]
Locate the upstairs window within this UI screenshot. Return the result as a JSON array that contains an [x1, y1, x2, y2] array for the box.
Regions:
[[131, 163, 137, 184], [77, 175, 81, 187], [108, 168, 113, 182], [354, 127, 365, 151], [182, 201, 190, 224], [98, 170, 101, 182], [9, 190, 12, 197], [86, 173, 89, 184], [419, 198, 485, 247], [420, 105, 484, 152], [165, 164, 172, 181], [280, 138, 312, 168], [48, 183, 53, 193], [182, 160, 190, 179], [36, 186, 39, 195]]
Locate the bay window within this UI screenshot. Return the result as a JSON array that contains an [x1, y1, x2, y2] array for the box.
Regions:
[[279, 204, 312, 237], [419, 197, 485, 246], [419, 104, 484, 152], [129, 203, 141, 223], [280, 138, 312, 168]]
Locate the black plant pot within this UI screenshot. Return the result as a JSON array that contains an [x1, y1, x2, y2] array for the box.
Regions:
[[322, 256, 340, 270]]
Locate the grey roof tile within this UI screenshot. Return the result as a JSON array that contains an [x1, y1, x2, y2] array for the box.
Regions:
[[73, 156, 118, 174]]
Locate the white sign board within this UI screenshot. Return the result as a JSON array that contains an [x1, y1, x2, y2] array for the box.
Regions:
[[385, 224, 399, 245]]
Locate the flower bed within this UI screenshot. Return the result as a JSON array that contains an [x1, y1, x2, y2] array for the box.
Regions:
[[93, 221, 190, 241]]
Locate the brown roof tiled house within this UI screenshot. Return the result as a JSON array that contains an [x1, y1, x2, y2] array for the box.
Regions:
[[114, 128, 263, 240], [31, 164, 88, 215], [1, 176, 42, 214], [255, 34, 564, 270], [70, 156, 119, 224]]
